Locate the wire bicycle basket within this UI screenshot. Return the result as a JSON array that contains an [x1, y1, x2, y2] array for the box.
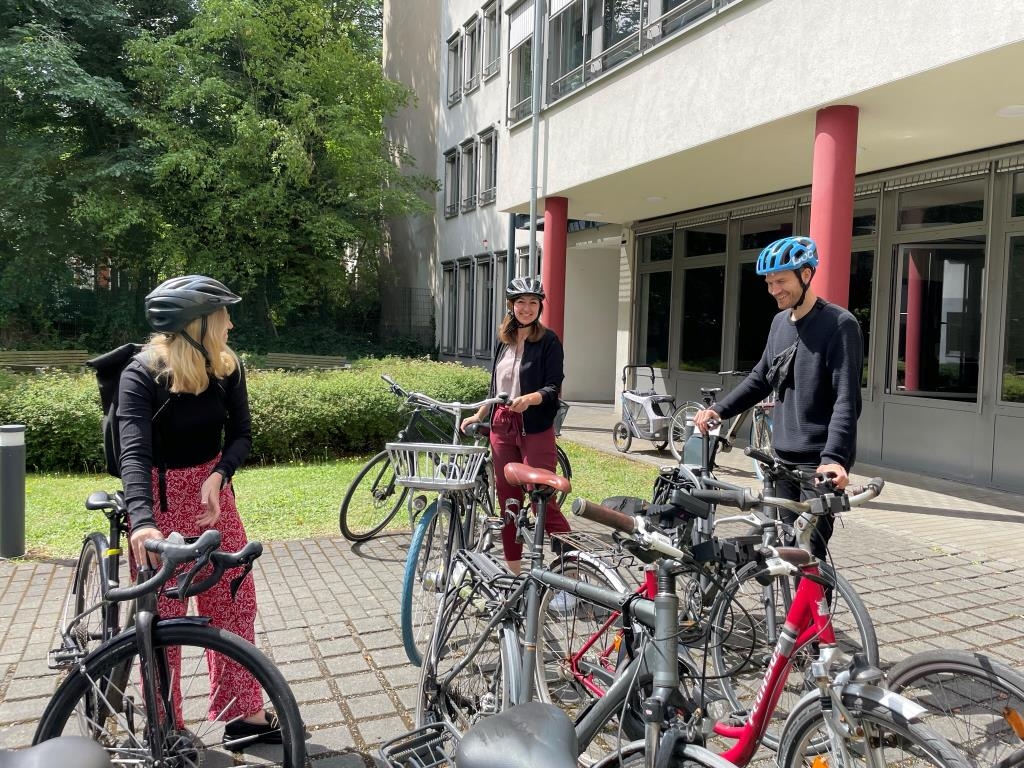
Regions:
[[386, 442, 488, 492]]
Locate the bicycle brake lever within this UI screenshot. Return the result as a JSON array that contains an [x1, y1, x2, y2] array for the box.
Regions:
[[229, 563, 254, 600]]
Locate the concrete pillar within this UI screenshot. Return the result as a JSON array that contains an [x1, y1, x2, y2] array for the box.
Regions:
[[809, 105, 859, 308], [542, 196, 568, 341]]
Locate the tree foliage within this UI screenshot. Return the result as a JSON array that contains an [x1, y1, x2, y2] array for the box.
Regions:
[[0, 0, 433, 352]]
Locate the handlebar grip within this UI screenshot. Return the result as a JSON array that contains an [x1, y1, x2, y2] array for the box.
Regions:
[[689, 488, 754, 510], [744, 446, 775, 467], [464, 422, 491, 438], [381, 374, 396, 386], [571, 498, 638, 534]]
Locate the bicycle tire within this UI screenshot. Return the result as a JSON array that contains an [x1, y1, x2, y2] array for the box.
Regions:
[[415, 559, 515, 732], [748, 409, 774, 481], [401, 498, 464, 667], [708, 560, 878, 750], [555, 444, 572, 509], [669, 402, 703, 463], [35, 622, 306, 768], [338, 449, 408, 542], [63, 533, 114, 657], [778, 692, 972, 768], [888, 648, 1024, 768]]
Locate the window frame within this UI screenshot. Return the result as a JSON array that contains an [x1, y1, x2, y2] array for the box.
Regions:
[[447, 32, 463, 107], [482, 1, 502, 79], [463, 15, 482, 94], [478, 128, 497, 206], [443, 148, 460, 218], [460, 138, 478, 213]]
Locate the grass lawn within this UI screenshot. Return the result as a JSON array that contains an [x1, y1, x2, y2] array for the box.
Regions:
[[22, 441, 657, 560]]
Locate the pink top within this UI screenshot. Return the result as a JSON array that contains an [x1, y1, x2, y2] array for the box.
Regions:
[[494, 344, 523, 399]]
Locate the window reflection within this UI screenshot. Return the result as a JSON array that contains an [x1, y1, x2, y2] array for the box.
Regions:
[[895, 244, 985, 401], [849, 251, 874, 387], [684, 222, 726, 257], [640, 231, 673, 262], [898, 179, 985, 230], [736, 263, 778, 371], [1013, 173, 1024, 218], [640, 271, 672, 368], [1002, 237, 1024, 402], [740, 213, 793, 251], [679, 267, 724, 371]]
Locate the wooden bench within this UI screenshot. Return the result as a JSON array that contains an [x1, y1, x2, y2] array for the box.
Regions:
[[0, 349, 90, 370], [264, 353, 351, 370]]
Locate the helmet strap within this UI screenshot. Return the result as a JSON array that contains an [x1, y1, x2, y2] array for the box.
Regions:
[[792, 267, 815, 309], [179, 326, 213, 370]]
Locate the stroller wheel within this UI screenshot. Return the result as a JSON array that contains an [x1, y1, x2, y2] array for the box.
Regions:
[[652, 440, 668, 452], [612, 422, 632, 453]]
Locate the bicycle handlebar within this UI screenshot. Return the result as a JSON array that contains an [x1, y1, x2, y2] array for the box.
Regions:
[[382, 373, 509, 417], [571, 498, 686, 560]]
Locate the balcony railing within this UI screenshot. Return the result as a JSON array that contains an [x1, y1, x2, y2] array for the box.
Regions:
[[461, 193, 477, 212], [479, 187, 496, 205]]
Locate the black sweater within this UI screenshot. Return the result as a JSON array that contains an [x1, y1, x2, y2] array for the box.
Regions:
[[714, 299, 863, 469], [118, 358, 252, 530], [488, 328, 565, 433]]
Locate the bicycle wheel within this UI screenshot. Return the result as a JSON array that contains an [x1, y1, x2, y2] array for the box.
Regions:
[[35, 622, 305, 768], [669, 402, 702, 463], [778, 694, 972, 768], [748, 409, 774, 481], [888, 649, 1024, 768], [708, 560, 878, 750], [62, 534, 115, 657], [555, 444, 572, 509], [338, 449, 408, 542], [401, 498, 464, 666], [416, 556, 515, 732]]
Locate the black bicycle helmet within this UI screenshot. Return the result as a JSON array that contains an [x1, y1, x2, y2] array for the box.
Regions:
[[145, 275, 241, 333], [506, 276, 545, 300]]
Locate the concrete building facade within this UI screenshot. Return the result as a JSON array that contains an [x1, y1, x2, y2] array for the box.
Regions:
[[383, 0, 1024, 492]]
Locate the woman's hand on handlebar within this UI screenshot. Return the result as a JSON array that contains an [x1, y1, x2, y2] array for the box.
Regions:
[[509, 392, 542, 413], [816, 463, 849, 490], [130, 526, 164, 569], [460, 413, 481, 435], [693, 407, 720, 435]]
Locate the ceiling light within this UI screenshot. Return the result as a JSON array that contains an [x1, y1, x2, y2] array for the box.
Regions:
[[646, 195, 664, 203], [997, 105, 1024, 118], [583, 211, 603, 218]]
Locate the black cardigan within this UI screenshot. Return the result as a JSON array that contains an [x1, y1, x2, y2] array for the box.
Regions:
[[488, 328, 565, 434]]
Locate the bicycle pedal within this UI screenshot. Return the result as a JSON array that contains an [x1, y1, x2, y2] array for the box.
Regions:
[[48, 647, 84, 669]]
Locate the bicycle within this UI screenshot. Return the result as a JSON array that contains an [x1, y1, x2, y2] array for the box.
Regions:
[[888, 648, 1024, 768], [385, 466, 967, 768], [39, 529, 306, 768], [339, 374, 573, 542], [540, 454, 880, 753], [668, 374, 775, 480]]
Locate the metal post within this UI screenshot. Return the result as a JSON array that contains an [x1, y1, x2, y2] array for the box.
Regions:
[[0, 424, 26, 558], [527, 0, 546, 277]]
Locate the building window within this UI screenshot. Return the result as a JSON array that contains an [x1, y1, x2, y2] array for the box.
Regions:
[[589, 0, 642, 72], [447, 33, 463, 106], [475, 257, 495, 356], [457, 262, 473, 355], [442, 265, 456, 353], [852, 199, 878, 236], [443, 149, 460, 218], [548, 0, 584, 100], [658, 0, 719, 38], [460, 139, 477, 212], [1003, 236, 1024, 402], [849, 250, 874, 387], [679, 266, 724, 372], [483, 2, 501, 79], [897, 178, 986, 230], [508, 1, 535, 122], [639, 231, 673, 263], [684, 221, 726, 257], [735, 262, 778, 371], [638, 270, 672, 368], [739, 212, 794, 251], [479, 129, 497, 205], [1013, 172, 1024, 218], [894, 243, 985, 402], [464, 16, 481, 93]]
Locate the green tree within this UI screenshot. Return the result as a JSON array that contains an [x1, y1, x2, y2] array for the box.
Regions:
[[0, 0, 194, 347], [127, 0, 432, 348]]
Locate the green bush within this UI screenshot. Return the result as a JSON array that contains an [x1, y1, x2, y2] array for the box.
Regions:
[[0, 357, 489, 472]]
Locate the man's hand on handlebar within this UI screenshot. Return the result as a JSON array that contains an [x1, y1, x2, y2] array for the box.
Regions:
[[816, 463, 849, 490], [693, 407, 721, 435]]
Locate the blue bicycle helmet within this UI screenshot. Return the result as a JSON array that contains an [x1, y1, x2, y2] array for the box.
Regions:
[[756, 236, 819, 276]]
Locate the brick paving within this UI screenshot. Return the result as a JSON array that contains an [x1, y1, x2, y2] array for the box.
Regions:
[[1, 401, 1022, 765]]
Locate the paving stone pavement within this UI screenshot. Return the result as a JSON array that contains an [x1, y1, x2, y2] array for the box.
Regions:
[[1, 401, 1022, 765]]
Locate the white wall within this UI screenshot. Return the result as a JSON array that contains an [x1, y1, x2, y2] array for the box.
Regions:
[[563, 238, 619, 401]]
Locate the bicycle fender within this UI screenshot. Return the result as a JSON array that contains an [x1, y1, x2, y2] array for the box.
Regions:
[[790, 682, 928, 724]]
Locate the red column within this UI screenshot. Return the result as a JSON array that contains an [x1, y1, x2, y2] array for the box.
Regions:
[[542, 196, 568, 341], [809, 105, 859, 308], [904, 251, 923, 391]]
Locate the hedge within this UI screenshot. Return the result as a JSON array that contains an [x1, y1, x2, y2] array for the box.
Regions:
[[0, 357, 489, 473]]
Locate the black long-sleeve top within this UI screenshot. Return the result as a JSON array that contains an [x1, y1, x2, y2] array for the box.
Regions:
[[118, 358, 252, 531], [713, 298, 863, 469], [488, 328, 565, 433]]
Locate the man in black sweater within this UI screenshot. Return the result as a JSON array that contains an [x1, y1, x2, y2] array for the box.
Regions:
[[694, 236, 863, 558]]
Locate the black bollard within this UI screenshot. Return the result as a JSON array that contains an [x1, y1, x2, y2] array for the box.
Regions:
[[0, 424, 26, 558]]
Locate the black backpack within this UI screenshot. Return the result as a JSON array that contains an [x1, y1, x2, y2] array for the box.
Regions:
[[86, 343, 170, 478]]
